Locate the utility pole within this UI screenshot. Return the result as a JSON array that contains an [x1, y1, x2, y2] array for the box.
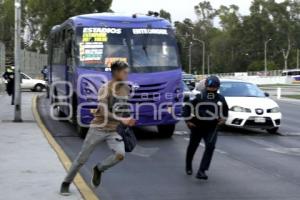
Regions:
[[202, 41, 206, 76], [188, 42, 193, 74], [282, 38, 291, 71], [297, 49, 299, 69], [14, 0, 22, 122], [186, 27, 206, 76], [207, 54, 211, 75], [192, 35, 206, 76], [264, 38, 272, 76]]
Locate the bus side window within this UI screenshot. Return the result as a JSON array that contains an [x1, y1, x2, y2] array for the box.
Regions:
[[64, 30, 73, 57], [65, 29, 75, 69]]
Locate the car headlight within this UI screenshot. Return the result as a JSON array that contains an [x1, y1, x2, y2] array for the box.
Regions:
[[267, 107, 280, 113], [230, 106, 251, 113]]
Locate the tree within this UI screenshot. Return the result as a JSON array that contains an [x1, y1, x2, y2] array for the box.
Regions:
[[0, 0, 14, 64], [175, 0, 300, 74], [159, 9, 172, 22], [25, 0, 113, 51]]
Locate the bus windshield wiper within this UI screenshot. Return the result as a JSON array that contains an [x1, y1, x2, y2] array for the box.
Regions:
[[142, 45, 149, 57]]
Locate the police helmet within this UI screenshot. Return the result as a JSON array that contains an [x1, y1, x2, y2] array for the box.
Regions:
[[205, 76, 221, 88]]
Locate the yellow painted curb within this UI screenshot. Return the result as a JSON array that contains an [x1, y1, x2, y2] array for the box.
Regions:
[[32, 95, 99, 200]]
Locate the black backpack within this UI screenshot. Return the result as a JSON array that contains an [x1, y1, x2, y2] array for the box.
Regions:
[[117, 124, 137, 152]]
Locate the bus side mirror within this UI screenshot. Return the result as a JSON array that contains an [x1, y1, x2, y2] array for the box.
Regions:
[[65, 40, 73, 57]]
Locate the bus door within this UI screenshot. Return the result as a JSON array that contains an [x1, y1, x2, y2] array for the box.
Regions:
[[64, 28, 75, 103]]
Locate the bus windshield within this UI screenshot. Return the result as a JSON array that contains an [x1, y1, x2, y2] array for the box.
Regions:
[[76, 27, 180, 72]]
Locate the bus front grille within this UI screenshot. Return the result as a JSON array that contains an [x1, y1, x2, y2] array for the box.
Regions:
[[129, 82, 167, 103]]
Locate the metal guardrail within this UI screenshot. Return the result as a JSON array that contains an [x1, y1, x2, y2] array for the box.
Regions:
[[209, 70, 284, 78]]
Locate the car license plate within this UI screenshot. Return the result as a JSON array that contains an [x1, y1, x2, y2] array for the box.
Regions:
[[255, 117, 266, 123]]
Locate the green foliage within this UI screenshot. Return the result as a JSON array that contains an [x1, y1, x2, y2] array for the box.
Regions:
[[247, 60, 277, 71], [0, 0, 14, 63], [159, 9, 172, 22], [25, 0, 112, 49], [175, 0, 300, 74], [0, 0, 113, 53]]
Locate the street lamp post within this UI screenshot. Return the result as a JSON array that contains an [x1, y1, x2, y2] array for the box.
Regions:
[[14, 0, 22, 122], [192, 35, 206, 76], [188, 42, 193, 74], [264, 38, 272, 76], [297, 49, 299, 70], [207, 53, 211, 75]]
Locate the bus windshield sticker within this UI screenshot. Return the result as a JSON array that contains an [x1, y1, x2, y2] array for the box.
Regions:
[[104, 57, 128, 71], [132, 29, 168, 35], [82, 28, 122, 42], [83, 28, 122, 34], [79, 42, 104, 62], [82, 32, 108, 42]]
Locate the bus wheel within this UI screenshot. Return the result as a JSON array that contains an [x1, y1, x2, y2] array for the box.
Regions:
[[52, 90, 66, 119], [72, 96, 88, 139], [157, 124, 175, 138], [76, 125, 88, 139]]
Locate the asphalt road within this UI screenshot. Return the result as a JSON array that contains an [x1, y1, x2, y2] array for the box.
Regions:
[[37, 95, 300, 200]]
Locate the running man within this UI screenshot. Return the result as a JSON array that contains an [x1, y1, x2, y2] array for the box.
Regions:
[[60, 61, 136, 195]]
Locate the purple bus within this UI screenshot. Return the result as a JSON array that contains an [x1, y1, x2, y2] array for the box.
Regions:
[[48, 13, 183, 138]]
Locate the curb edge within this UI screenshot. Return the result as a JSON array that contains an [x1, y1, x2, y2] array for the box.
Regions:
[[31, 95, 99, 200]]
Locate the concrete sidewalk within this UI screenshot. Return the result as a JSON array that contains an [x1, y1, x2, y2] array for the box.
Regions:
[[0, 92, 82, 200]]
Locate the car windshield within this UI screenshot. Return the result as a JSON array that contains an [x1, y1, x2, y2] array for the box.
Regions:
[[182, 81, 190, 92], [183, 74, 195, 79], [76, 27, 180, 73], [220, 82, 266, 97]]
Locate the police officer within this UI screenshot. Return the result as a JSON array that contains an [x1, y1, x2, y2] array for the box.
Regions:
[[41, 66, 48, 81], [182, 76, 229, 180], [2, 66, 15, 105]]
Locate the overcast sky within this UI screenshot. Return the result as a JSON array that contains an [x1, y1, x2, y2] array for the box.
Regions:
[[111, 0, 252, 22]]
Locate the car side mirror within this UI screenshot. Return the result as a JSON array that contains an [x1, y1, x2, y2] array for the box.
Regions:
[[265, 92, 270, 97]]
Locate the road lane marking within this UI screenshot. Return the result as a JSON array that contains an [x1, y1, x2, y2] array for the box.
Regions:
[[281, 132, 300, 136], [246, 137, 300, 156], [131, 145, 160, 157], [184, 138, 228, 155], [174, 131, 189, 136], [265, 148, 300, 156], [32, 95, 99, 200]]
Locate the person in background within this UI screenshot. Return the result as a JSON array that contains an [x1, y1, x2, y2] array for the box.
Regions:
[[182, 76, 229, 180], [41, 66, 48, 81], [60, 61, 136, 196], [2, 66, 15, 105]]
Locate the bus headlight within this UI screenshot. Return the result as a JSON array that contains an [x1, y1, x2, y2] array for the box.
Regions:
[[230, 106, 251, 113]]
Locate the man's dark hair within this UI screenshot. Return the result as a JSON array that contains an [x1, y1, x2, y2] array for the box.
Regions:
[[111, 61, 129, 76]]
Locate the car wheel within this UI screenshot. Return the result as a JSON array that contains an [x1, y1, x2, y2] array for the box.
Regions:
[[34, 84, 45, 92], [157, 124, 175, 138], [266, 127, 279, 134]]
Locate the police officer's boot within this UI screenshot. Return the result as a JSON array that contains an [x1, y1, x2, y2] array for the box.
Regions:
[[196, 170, 208, 180], [186, 165, 193, 176]]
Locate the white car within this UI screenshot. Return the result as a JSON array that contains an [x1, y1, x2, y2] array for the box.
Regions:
[[193, 79, 282, 134], [2, 73, 46, 92], [21, 73, 46, 92]]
